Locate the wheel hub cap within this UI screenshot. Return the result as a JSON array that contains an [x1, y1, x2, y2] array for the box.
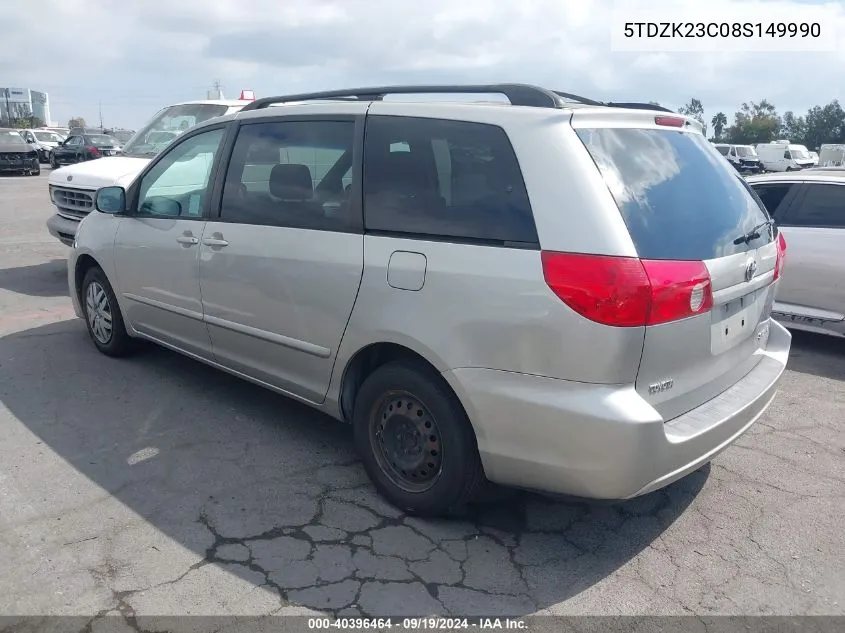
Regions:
[[85, 282, 113, 344]]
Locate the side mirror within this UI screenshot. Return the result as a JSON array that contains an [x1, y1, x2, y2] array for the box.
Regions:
[[96, 186, 127, 214]]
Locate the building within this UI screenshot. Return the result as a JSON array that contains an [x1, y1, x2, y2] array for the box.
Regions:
[[0, 88, 52, 126]]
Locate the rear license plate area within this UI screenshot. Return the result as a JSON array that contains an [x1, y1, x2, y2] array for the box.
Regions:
[[711, 289, 765, 354]]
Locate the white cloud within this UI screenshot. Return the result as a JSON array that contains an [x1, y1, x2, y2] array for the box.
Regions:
[[0, 0, 842, 129]]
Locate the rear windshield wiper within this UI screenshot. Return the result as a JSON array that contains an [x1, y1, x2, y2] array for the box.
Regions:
[[733, 219, 774, 245]]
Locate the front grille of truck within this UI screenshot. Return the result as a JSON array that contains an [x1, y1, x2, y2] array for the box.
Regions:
[[51, 187, 95, 220]]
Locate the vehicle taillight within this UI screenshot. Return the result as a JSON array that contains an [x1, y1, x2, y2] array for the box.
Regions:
[[773, 231, 787, 280], [87, 146, 100, 157], [541, 251, 713, 327], [654, 115, 685, 128]]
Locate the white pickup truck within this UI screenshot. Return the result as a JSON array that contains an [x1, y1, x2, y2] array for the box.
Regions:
[[46, 97, 253, 246]]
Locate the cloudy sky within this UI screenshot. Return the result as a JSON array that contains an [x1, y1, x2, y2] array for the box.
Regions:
[[2, 0, 844, 130]]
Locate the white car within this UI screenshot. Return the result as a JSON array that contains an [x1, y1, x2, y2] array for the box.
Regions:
[[46, 97, 253, 246], [19, 128, 65, 163]]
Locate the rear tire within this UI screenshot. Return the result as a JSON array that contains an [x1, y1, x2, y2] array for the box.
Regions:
[[352, 361, 485, 517], [81, 267, 133, 357], [50, 154, 58, 169]]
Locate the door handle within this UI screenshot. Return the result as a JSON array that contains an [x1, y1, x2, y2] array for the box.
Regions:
[[176, 235, 199, 245], [202, 237, 229, 247]]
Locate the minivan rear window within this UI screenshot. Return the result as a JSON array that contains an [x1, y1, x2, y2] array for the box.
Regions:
[[577, 128, 772, 261]]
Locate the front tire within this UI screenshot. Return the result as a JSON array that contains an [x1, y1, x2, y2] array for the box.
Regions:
[[81, 267, 133, 357], [50, 153, 58, 169], [29, 161, 40, 176], [353, 361, 485, 517]]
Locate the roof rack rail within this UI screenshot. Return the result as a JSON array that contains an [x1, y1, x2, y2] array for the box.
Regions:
[[605, 102, 675, 113], [239, 84, 584, 112]]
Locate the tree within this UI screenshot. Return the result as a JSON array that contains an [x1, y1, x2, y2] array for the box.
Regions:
[[801, 100, 845, 150], [68, 117, 87, 129], [780, 111, 807, 145], [726, 100, 781, 144], [6, 104, 43, 129], [678, 98, 706, 135], [711, 112, 728, 141]]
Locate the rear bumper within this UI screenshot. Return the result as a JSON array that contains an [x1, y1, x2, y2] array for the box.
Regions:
[[46, 212, 80, 246], [446, 319, 791, 499]]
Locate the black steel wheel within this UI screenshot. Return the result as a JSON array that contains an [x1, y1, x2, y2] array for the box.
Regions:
[[371, 392, 444, 493], [353, 361, 485, 516]]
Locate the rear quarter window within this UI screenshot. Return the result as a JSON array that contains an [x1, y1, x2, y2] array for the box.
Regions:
[[576, 128, 772, 261], [363, 116, 538, 245]]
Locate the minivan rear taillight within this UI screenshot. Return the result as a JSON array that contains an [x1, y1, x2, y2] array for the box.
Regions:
[[540, 252, 713, 327], [773, 231, 787, 280]]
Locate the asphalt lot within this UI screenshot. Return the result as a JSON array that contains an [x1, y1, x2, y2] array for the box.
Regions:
[[0, 169, 843, 623]]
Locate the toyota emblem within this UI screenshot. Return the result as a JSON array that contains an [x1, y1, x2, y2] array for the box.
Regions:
[[66, 175, 73, 182], [744, 258, 758, 282]]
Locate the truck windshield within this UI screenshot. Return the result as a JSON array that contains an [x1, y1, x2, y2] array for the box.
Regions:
[[121, 104, 229, 157]]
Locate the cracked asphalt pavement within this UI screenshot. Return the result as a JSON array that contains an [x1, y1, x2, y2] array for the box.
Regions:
[[1, 172, 843, 622]]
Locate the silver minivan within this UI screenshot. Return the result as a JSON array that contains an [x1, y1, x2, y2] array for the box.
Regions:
[[67, 85, 791, 516]]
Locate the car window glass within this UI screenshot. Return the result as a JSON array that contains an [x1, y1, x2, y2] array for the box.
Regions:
[[362, 115, 538, 245], [785, 184, 845, 228], [715, 146, 729, 156], [576, 128, 771, 260], [220, 120, 356, 231], [66, 136, 81, 146], [749, 183, 794, 218], [137, 128, 225, 218]]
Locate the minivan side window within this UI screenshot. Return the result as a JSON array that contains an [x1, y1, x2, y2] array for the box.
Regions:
[[136, 128, 224, 218], [783, 183, 845, 228], [749, 183, 795, 218], [362, 116, 538, 245], [220, 120, 356, 231]]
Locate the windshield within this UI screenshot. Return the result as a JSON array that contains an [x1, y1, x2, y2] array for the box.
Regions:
[[735, 146, 756, 157], [34, 131, 63, 142], [0, 130, 26, 145], [121, 103, 230, 157], [86, 134, 117, 145], [576, 128, 772, 261], [106, 130, 133, 143], [789, 147, 810, 159]]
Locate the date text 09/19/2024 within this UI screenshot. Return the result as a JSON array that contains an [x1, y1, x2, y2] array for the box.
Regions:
[[307, 617, 527, 630]]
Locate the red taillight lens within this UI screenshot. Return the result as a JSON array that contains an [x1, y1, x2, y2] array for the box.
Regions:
[[641, 259, 713, 325], [773, 231, 787, 280], [654, 115, 685, 128], [541, 251, 713, 327], [88, 146, 100, 156]]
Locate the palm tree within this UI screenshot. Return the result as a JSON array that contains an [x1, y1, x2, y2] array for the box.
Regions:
[[712, 112, 728, 141]]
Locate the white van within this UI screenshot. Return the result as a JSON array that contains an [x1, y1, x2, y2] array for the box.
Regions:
[[818, 144, 845, 167], [46, 95, 254, 246], [755, 142, 815, 172], [712, 143, 763, 173]]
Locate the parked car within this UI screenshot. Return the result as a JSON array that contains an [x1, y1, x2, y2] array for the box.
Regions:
[[49, 133, 122, 168], [747, 169, 845, 338], [19, 128, 65, 163], [713, 143, 763, 173], [46, 96, 255, 246], [808, 150, 819, 166], [68, 84, 791, 516], [755, 142, 815, 172], [0, 128, 40, 176]]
